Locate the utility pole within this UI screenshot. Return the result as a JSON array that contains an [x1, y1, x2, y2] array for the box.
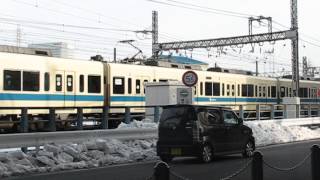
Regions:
[[256, 61, 259, 76], [290, 0, 299, 97], [152, 11, 158, 58]]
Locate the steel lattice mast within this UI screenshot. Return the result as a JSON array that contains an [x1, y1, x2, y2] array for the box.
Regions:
[[152, 0, 300, 96]]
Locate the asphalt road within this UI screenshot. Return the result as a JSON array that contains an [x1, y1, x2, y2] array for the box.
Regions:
[[7, 139, 320, 180]]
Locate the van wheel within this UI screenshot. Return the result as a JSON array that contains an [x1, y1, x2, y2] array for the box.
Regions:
[[199, 144, 213, 163], [160, 155, 173, 163], [242, 140, 254, 158]]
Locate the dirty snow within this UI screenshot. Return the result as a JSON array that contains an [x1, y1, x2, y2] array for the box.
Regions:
[[0, 118, 320, 177]]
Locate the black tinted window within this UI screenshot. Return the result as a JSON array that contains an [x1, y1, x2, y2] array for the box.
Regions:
[[67, 75, 73, 92], [223, 111, 238, 125], [44, 72, 50, 91], [160, 106, 196, 127], [23, 71, 39, 91], [113, 77, 124, 94], [4, 70, 21, 91], [79, 75, 84, 92], [56, 74, 62, 91]]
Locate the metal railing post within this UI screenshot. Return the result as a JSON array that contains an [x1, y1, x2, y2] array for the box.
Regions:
[[77, 107, 83, 130], [101, 106, 109, 129], [256, 104, 261, 120], [48, 108, 56, 132], [252, 151, 263, 180], [239, 105, 244, 120], [308, 104, 312, 117], [154, 161, 170, 180], [296, 104, 300, 118], [154, 106, 160, 123], [20, 108, 28, 133], [270, 104, 275, 119], [125, 107, 131, 124], [311, 145, 320, 180], [283, 105, 288, 119]]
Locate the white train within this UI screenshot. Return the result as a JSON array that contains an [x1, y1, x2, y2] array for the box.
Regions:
[[0, 51, 319, 130]]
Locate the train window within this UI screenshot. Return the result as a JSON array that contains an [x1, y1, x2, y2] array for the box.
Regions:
[[4, 70, 21, 91], [143, 80, 148, 94], [113, 77, 124, 94], [44, 72, 50, 91], [200, 82, 203, 95], [213, 83, 220, 96], [205, 82, 212, 96], [268, 87, 271, 97], [271, 86, 276, 97], [231, 85, 235, 96], [159, 79, 168, 82], [136, 79, 141, 94], [248, 85, 254, 97], [56, 74, 62, 92], [226, 84, 230, 96], [128, 78, 132, 94], [255, 85, 257, 97], [153, 79, 156, 82], [280, 86, 285, 97], [237, 84, 240, 96], [67, 75, 73, 92], [88, 75, 101, 93], [222, 83, 225, 96], [259, 86, 262, 97], [262, 87, 266, 97], [23, 71, 39, 91], [288, 88, 292, 97], [241, 85, 247, 97], [79, 75, 84, 92]]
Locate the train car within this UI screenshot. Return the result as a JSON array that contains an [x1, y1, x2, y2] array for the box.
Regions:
[[0, 52, 104, 130]]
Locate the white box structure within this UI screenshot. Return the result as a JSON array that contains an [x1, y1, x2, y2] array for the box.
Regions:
[[282, 97, 300, 119], [145, 81, 193, 121]]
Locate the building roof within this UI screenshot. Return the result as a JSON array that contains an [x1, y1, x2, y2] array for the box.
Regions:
[[160, 55, 208, 65]]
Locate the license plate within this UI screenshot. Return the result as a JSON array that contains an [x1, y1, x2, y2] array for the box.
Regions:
[[171, 148, 182, 155]]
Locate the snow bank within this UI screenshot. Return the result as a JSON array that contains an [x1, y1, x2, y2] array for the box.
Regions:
[[0, 119, 320, 177], [245, 121, 320, 146], [0, 139, 157, 177]]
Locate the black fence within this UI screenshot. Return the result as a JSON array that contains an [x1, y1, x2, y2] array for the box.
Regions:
[[147, 145, 320, 180]]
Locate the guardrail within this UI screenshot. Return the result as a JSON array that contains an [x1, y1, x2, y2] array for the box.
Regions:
[[0, 128, 157, 149], [0, 117, 319, 150], [0, 104, 319, 133]]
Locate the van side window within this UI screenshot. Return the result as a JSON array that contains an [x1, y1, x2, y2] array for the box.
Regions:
[[223, 111, 238, 125], [56, 74, 62, 92], [113, 77, 124, 94], [44, 72, 50, 91], [136, 79, 141, 94], [79, 75, 84, 92], [88, 75, 101, 93], [4, 70, 21, 91], [208, 109, 222, 124], [23, 71, 40, 91]]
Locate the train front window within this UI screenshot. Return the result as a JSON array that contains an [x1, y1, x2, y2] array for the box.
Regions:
[[113, 77, 124, 94], [4, 70, 21, 91], [88, 75, 101, 93], [23, 71, 39, 91]]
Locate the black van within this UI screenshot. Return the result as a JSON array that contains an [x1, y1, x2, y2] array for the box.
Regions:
[[156, 105, 255, 163]]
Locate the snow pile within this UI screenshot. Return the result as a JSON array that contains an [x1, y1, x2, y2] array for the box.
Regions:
[[117, 119, 158, 129], [245, 121, 320, 146], [0, 139, 157, 177]]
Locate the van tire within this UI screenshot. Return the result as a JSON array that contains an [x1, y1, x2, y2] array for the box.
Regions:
[[160, 155, 173, 163], [199, 144, 213, 163], [242, 140, 255, 158]]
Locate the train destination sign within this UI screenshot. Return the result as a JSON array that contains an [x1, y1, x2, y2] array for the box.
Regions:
[[182, 71, 198, 87]]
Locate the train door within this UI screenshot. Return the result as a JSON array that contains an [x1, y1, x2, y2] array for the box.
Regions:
[[260, 84, 268, 104], [64, 72, 75, 107], [225, 81, 236, 105], [54, 71, 65, 107]]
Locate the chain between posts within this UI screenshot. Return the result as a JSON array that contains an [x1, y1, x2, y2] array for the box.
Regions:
[[263, 152, 311, 171], [170, 170, 192, 180], [220, 159, 253, 180]]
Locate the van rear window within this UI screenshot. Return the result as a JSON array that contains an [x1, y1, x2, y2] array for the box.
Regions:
[[160, 106, 196, 127]]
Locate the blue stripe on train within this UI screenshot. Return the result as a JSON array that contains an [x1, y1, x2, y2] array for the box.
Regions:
[[0, 93, 104, 101]]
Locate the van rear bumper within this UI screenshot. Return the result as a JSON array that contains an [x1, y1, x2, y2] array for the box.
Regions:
[[157, 142, 202, 157]]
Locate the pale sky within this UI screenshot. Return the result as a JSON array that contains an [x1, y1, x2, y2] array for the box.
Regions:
[[0, 0, 319, 77]]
